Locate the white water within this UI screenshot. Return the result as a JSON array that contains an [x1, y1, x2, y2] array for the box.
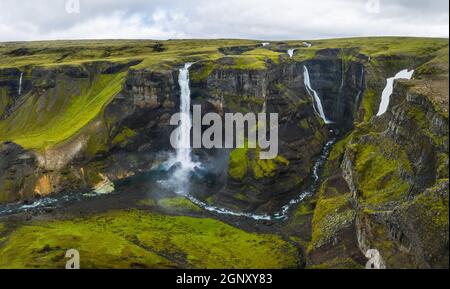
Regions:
[[303, 66, 333, 124], [261, 42, 270, 47], [176, 63, 198, 170], [287, 49, 296, 58], [354, 67, 365, 111], [303, 42, 312, 48], [18, 72, 23, 95], [376, 69, 414, 116]]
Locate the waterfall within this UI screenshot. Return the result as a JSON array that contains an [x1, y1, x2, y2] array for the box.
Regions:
[[261, 42, 270, 47], [303, 66, 333, 124], [18, 72, 23, 95], [354, 67, 365, 111], [287, 49, 296, 58], [303, 42, 312, 48], [176, 63, 197, 170], [376, 69, 414, 116]]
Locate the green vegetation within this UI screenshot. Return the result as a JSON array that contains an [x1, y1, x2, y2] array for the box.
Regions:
[[229, 146, 250, 180], [0, 39, 253, 70], [410, 180, 449, 228], [112, 127, 136, 146], [308, 257, 362, 269], [299, 37, 448, 60], [308, 193, 354, 252], [361, 89, 378, 122], [0, 71, 127, 150], [228, 143, 290, 180], [157, 197, 203, 213], [353, 142, 411, 207], [0, 210, 299, 269], [1, 37, 447, 152]]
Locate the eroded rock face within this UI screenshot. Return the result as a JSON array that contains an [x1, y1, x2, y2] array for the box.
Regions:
[[331, 81, 449, 269], [0, 142, 37, 203], [186, 55, 364, 213], [0, 51, 366, 213]]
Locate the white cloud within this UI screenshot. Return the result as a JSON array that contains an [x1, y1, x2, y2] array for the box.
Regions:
[[0, 0, 448, 41]]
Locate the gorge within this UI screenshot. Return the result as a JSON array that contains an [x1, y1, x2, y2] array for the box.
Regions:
[[0, 38, 448, 269]]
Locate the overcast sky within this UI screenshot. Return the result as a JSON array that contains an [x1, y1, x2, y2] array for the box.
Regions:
[[0, 0, 448, 42]]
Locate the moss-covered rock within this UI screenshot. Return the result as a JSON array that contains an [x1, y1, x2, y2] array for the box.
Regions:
[[0, 210, 300, 269]]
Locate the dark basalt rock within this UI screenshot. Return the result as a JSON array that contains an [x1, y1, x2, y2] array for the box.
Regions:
[[0, 142, 38, 203]]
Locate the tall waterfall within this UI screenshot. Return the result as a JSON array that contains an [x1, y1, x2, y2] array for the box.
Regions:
[[176, 63, 197, 170], [303, 66, 333, 124], [18, 72, 23, 95], [376, 69, 414, 116]]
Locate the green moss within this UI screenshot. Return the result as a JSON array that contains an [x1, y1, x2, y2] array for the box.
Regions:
[[0, 210, 299, 269], [157, 197, 202, 213], [228, 142, 289, 180], [362, 89, 378, 122], [190, 61, 215, 83], [308, 257, 363, 269], [228, 146, 249, 180], [0, 87, 11, 116], [412, 179, 449, 227], [299, 119, 310, 129], [308, 193, 354, 252], [328, 133, 353, 162], [302, 37, 448, 60], [136, 198, 157, 207], [354, 143, 411, 207], [437, 154, 449, 179], [112, 127, 136, 146], [416, 46, 449, 76], [233, 193, 248, 201], [406, 105, 447, 147], [0, 71, 127, 150]]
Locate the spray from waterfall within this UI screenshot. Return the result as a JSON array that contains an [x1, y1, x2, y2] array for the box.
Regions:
[[303, 66, 333, 124], [377, 69, 414, 116], [18, 72, 23, 95], [176, 63, 198, 170], [162, 63, 200, 195]]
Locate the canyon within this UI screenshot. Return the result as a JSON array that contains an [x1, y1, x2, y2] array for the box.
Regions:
[[0, 37, 448, 269]]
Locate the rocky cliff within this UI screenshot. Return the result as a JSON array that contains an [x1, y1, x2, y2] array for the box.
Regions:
[[0, 38, 448, 269]]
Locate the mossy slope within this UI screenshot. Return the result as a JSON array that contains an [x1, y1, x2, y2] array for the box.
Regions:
[[0, 210, 299, 269]]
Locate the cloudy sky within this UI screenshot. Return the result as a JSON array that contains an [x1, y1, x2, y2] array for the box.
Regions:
[[0, 0, 448, 42]]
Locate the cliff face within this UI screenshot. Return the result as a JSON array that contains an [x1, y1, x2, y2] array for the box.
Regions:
[[0, 47, 364, 213], [0, 38, 448, 269], [187, 53, 364, 213], [306, 47, 449, 269]]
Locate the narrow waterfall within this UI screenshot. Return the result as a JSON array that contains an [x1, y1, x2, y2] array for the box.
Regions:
[[18, 72, 23, 95], [303, 66, 333, 124], [176, 63, 197, 170], [376, 69, 414, 116], [287, 49, 296, 58], [354, 67, 365, 112]]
